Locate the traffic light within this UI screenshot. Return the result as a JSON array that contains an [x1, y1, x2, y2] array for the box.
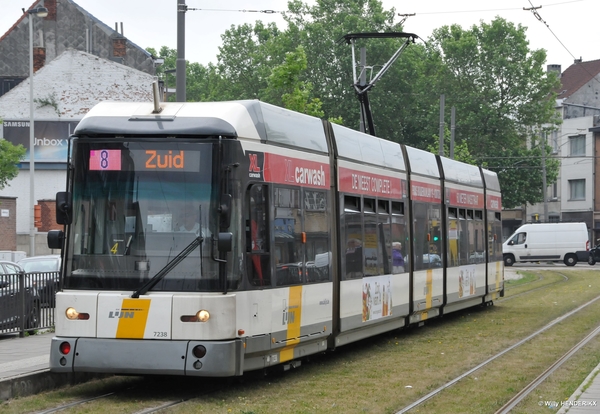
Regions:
[[432, 226, 440, 242]]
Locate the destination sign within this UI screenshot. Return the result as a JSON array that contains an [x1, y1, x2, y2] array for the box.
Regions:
[[89, 149, 121, 171], [89, 149, 202, 172]]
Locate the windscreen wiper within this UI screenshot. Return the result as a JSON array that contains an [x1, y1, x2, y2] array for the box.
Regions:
[[131, 236, 203, 298]]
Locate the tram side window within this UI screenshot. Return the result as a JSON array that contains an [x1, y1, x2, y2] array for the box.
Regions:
[[447, 208, 458, 267], [390, 201, 407, 274], [413, 201, 443, 270], [248, 185, 271, 287], [303, 190, 330, 283], [471, 210, 485, 263], [458, 208, 469, 265], [273, 186, 301, 286], [343, 195, 363, 280], [488, 212, 503, 262], [364, 198, 380, 276]]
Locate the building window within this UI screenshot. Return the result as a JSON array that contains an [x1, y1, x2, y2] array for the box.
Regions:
[[569, 135, 586, 156], [569, 179, 585, 200], [551, 130, 559, 154], [551, 182, 558, 200], [548, 214, 560, 223]]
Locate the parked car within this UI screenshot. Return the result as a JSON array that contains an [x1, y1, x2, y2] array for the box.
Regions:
[[0, 260, 40, 332], [588, 240, 600, 265], [422, 254, 442, 267], [18, 255, 61, 308]]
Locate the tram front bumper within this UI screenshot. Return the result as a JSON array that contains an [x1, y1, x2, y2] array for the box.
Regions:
[[49, 337, 244, 377]]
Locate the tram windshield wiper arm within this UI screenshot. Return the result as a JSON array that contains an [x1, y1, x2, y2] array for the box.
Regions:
[[131, 236, 203, 298]]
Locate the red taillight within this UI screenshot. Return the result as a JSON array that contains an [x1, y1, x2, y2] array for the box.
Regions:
[[59, 342, 71, 355], [587, 240, 590, 251]]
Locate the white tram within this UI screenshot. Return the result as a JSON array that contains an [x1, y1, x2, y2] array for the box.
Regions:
[[47, 100, 503, 376]]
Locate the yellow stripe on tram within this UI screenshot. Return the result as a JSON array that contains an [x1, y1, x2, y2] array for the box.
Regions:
[[280, 286, 303, 363], [425, 269, 433, 309], [116, 298, 151, 339]]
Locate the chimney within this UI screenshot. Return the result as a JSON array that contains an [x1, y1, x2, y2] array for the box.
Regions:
[[574, 57, 582, 64], [33, 47, 46, 72], [547, 64, 561, 74], [112, 22, 126, 60], [45, 0, 57, 21]]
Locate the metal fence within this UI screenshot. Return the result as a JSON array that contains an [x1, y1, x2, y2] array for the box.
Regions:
[[0, 271, 57, 337]]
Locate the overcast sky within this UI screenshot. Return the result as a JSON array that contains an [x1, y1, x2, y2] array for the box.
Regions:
[[1, 0, 596, 72]]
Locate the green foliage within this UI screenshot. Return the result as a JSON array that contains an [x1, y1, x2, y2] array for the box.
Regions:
[[147, 46, 221, 102], [34, 93, 60, 116], [426, 137, 477, 166], [263, 46, 323, 116], [483, 140, 559, 208], [262, 45, 341, 121], [0, 136, 26, 190], [148, 2, 562, 208]]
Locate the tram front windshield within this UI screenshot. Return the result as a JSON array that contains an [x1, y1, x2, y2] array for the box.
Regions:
[[63, 140, 229, 292]]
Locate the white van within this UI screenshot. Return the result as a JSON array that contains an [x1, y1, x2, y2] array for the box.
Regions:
[[502, 222, 589, 266]]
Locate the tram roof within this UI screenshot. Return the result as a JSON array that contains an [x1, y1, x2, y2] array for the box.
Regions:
[[75, 100, 411, 169], [404, 146, 440, 178], [481, 168, 501, 192], [332, 123, 405, 171], [74, 100, 329, 154], [439, 156, 483, 187]]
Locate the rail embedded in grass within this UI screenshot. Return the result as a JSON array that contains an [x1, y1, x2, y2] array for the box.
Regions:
[[4, 270, 600, 414]]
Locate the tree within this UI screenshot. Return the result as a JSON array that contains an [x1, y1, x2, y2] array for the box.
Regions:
[[153, 5, 562, 208], [263, 45, 342, 121], [0, 137, 26, 190], [216, 21, 289, 101], [489, 142, 559, 208], [420, 18, 561, 208], [147, 46, 221, 102], [214, 0, 405, 127]]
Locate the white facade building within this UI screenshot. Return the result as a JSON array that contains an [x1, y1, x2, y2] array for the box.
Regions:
[[0, 49, 155, 253]]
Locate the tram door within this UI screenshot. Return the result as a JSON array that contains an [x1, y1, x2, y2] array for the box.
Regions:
[[247, 184, 271, 287]]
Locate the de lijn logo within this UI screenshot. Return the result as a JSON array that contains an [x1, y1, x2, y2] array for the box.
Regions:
[[108, 308, 144, 319]]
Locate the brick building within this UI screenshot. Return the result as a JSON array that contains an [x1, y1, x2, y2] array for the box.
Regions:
[[0, 0, 157, 97], [0, 197, 17, 251], [0, 0, 160, 256]]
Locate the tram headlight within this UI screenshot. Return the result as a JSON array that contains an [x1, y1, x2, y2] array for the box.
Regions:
[[180, 309, 210, 323], [197, 310, 210, 322], [65, 307, 89, 320], [66, 307, 79, 320]]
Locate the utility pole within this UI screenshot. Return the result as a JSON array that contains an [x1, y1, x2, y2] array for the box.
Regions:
[[176, 1, 186, 102], [439, 94, 445, 156], [450, 106, 456, 159], [542, 134, 548, 222]]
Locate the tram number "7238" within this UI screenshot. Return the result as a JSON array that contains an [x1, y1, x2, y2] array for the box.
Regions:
[[154, 332, 168, 338]]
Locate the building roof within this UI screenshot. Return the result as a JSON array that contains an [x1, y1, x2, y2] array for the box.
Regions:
[[0, 49, 154, 120], [558, 59, 600, 100]]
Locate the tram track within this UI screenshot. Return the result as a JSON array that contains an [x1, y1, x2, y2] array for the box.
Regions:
[[499, 268, 570, 302], [395, 276, 600, 413], [31, 376, 229, 414], [36, 392, 117, 414], [6, 268, 597, 414], [494, 323, 600, 413]]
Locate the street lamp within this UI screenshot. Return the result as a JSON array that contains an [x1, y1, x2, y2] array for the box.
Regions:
[[25, 6, 48, 257]]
